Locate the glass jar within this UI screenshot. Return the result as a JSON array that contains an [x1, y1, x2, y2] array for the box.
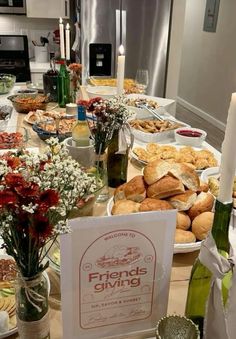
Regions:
[[15, 273, 50, 339]]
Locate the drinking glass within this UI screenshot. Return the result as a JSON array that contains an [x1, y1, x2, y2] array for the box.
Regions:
[[135, 69, 149, 93]]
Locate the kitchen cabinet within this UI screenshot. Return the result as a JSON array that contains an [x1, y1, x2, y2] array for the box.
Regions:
[[26, 0, 69, 19]]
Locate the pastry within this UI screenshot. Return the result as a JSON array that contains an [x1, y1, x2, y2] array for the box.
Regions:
[[147, 175, 185, 199], [111, 199, 140, 215], [176, 212, 191, 230], [191, 211, 214, 240], [168, 190, 197, 211], [175, 229, 196, 243], [188, 192, 214, 220], [139, 198, 173, 211], [143, 159, 171, 185], [123, 175, 146, 202]]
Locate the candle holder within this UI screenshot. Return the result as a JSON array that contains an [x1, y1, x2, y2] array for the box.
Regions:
[[57, 59, 70, 108], [156, 315, 200, 339]]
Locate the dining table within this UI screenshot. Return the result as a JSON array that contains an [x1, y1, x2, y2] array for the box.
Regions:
[[2, 85, 221, 339]]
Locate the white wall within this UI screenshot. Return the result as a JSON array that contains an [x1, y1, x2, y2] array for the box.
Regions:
[[0, 15, 59, 58], [178, 0, 236, 129], [166, 0, 187, 116]]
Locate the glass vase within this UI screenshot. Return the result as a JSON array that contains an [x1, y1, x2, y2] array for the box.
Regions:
[[15, 273, 50, 339], [95, 152, 109, 203], [107, 129, 129, 188]]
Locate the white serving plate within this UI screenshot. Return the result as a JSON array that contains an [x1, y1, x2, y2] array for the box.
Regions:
[[125, 93, 175, 118], [106, 198, 202, 254], [200, 166, 220, 183], [130, 142, 221, 176], [129, 118, 188, 144]]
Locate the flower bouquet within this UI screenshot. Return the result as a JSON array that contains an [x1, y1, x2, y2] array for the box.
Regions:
[[77, 97, 131, 201], [0, 138, 97, 338]]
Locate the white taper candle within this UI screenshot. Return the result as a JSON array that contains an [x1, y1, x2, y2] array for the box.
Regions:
[[117, 45, 125, 95], [59, 17, 65, 59], [218, 93, 236, 203], [65, 23, 70, 61]]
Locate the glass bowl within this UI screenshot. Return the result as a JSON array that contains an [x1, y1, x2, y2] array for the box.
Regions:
[[0, 74, 16, 94], [7, 94, 49, 113]]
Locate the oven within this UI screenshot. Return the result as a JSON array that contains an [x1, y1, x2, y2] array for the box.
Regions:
[[0, 0, 26, 14], [0, 35, 31, 82]]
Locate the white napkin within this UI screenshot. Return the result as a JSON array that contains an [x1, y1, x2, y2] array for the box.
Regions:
[[199, 233, 236, 339]]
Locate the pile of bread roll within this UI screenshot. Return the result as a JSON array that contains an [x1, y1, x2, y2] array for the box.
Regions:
[[111, 159, 215, 244]]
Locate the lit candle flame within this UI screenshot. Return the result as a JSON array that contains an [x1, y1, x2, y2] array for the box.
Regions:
[[119, 45, 125, 55], [59, 17, 63, 24], [66, 23, 70, 30]]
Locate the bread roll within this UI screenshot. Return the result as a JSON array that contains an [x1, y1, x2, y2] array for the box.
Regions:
[[114, 183, 126, 202], [111, 199, 140, 215], [188, 192, 214, 220], [175, 229, 196, 243], [147, 175, 185, 199], [139, 198, 173, 212], [124, 175, 146, 202], [168, 190, 197, 211], [143, 159, 171, 185], [169, 163, 200, 191], [176, 212, 191, 230], [192, 211, 214, 240], [197, 181, 209, 193]]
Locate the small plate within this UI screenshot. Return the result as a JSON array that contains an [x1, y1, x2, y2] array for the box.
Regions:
[[106, 198, 201, 254], [200, 167, 220, 183]]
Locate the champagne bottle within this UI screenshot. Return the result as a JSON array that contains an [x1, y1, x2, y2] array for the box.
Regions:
[[185, 200, 232, 337], [107, 129, 128, 188], [57, 60, 70, 108], [72, 105, 91, 147]]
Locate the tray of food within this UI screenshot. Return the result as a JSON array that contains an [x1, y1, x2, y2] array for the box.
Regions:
[[107, 160, 214, 253], [0, 132, 25, 149], [131, 143, 219, 172], [88, 77, 140, 94], [32, 116, 76, 141], [124, 94, 175, 118], [0, 255, 17, 338], [129, 118, 186, 143], [24, 110, 66, 125]]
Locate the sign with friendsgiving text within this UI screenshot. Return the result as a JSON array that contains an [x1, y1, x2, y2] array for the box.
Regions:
[[60, 211, 176, 339]]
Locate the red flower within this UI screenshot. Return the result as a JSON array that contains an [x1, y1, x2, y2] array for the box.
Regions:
[[30, 215, 53, 239], [39, 189, 59, 207], [0, 190, 17, 206], [15, 182, 40, 198], [5, 173, 25, 187], [6, 157, 21, 169], [77, 100, 89, 108], [87, 97, 103, 112]]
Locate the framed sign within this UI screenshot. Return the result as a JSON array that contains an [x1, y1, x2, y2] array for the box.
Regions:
[[60, 210, 176, 339]]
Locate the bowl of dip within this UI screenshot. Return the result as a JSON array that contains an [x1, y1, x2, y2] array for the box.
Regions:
[[86, 86, 117, 99], [174, 127, 207, 147]]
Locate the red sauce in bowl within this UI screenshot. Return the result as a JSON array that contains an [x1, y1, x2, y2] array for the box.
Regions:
[[176, 129, 202, 138]]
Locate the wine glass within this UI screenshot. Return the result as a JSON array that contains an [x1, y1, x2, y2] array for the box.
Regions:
[[135, 69, 149, 93]]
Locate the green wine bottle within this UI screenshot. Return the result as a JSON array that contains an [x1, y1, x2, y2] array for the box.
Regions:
[[57, 60, 70, 108], [107, 128, 128, 188], [185, 200, 232, 337]]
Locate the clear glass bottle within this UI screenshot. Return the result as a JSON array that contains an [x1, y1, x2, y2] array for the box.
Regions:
[[72, 105, 91, 147], [57, 60, 70, 108], [107, 129, 128, 188], [185, 200, 232, 337]]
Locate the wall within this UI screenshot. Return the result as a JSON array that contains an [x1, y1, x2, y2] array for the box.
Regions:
[[0, 15, 59, 59], [178, 0, 236, 130], [166, 0, 187, 116]]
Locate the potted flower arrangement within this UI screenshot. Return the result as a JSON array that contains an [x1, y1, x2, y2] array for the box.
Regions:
[[78, 97, 131, 201], [0, 138, 96, 338]]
